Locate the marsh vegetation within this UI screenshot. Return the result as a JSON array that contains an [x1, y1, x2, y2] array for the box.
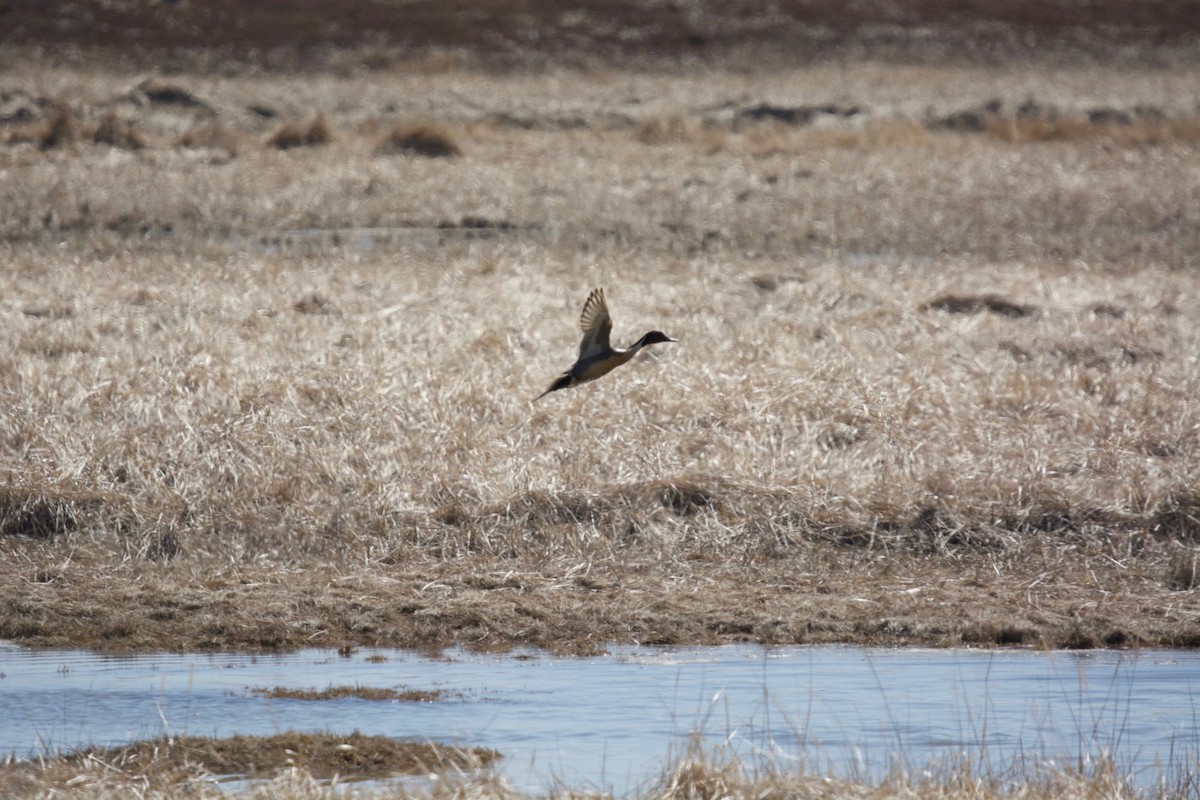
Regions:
[[0, 731, 498, 795], [3, 53, 1199, 654], [2, 0, 1199, 795], [248, 685, 449, 702], [0, 730, 1185, 800]]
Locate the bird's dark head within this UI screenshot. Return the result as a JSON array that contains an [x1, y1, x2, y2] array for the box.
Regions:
[[637, 330, 677, 347]]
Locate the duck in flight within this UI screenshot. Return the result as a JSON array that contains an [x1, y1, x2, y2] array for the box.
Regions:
[[535, 287, 676, 401]]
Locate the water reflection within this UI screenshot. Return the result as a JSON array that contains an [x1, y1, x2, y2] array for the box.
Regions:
[[0, 643, 1195, 795]]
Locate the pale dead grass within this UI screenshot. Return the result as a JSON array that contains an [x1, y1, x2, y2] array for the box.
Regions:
[[0, 732, 498, 796], [0, 737, 1183, 799], [1, 63, 1198, 264], [0, 235, 1197, 651], [0, 61, 1198, 654]]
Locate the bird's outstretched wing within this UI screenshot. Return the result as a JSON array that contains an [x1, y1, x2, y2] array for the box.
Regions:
[[577, 287, 612, 360]]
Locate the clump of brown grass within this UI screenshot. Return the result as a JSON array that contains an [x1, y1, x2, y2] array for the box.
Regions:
[[917, 98, 1200, 147], [1167, 549, 1200, 590], [293, 291, 340, 315], [982, 105, 1200, 145], [177, 119, 240, 155], [921, 293, 1038, 318], [13, 102, 82, 150], [132, 77, 210, 111], [42, 103, 81, 149], [0, 486, 107, 540], [740, 115, 930, 155], [92, 111, 146, 150], [376, 123, 461, 157], [21, 301, 74, 319], [0, 731, 498, 793], [0, 497, 78, 539], [268, 113, 334, 149], [635, 114, 692, 145], [929, 99, 1004, 132], [732, 102, 863, 131], [660, 759, 742, 799], [644, 736, 1154, 800], [249, 684, 448, 701]]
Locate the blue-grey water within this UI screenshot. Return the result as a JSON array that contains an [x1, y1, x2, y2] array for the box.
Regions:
[[1, 643, 1196, 795]]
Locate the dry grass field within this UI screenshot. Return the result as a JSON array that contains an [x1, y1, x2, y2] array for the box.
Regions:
[[3, 55, 1199, 656], [2, 1, 1200, 795]]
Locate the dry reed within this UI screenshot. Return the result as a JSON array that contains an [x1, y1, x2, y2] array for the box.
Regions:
[[0, 734, 1178, 799]]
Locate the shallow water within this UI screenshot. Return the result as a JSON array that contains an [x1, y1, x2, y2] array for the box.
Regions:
[[1, 643, 1196, 795]]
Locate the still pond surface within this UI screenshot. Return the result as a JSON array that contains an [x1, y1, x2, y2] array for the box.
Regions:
[[1, 643, 1196, 794]]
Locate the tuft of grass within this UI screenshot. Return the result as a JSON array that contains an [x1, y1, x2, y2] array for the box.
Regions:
[[30, 102, 80, 150], [292, 291, 339, 315], [248, 684, 448, 702], [91, 111, 146, 150], [643, 734, 1162, 800], [915, 98, 1200, 146], [0, 488, 97, 540], [1168, 550, 1200, 591], [176, 119, 240, 155], [982, 105, 1200, 145], [268, 113, 333, 149], [921, 293, 1038, 318], [376, 123, 461, 157], [133, 78, 210, 110], [0, 731, 498, 790], [635, 114, 692, 145]]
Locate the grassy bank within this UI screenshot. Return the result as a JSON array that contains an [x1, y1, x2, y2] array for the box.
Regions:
[[1, 732, 1188, 799]]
